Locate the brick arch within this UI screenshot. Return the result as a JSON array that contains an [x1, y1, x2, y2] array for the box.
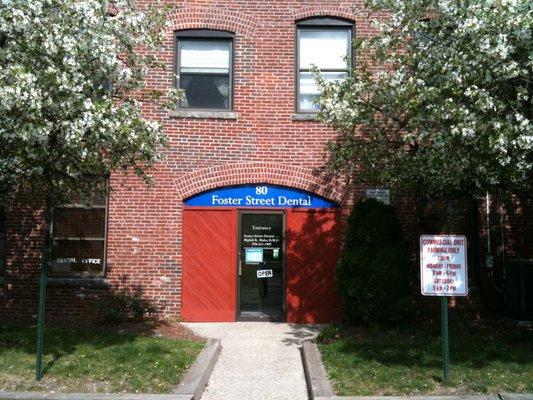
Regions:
[[166, 7, 258, 37], [293, 6, 356, 22], [176, 162, 345, 204]]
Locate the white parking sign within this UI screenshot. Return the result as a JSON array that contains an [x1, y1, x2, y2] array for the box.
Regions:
[[420, 235, 468, 296]]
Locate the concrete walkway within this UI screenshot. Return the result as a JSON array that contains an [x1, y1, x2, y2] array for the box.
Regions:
[[184, 322, 322, 400]]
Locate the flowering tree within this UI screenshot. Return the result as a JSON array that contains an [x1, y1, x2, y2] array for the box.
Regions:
[[0, 0, 175, 205], [0, 0, 176, 378], [317, 0, 532, 197]]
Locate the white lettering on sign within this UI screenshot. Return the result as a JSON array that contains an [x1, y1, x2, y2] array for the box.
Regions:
[[55, 258, 101, 265], [278, 196, 311, 206], [211, 195, 243, 206], [257, 269, 273, 279], [245, 196, 275, 206], [420, 235, 468, 296], [56, 257, 76, 264], [256, 186, 268, 195], [82, 258, 101, 265], [252, 225, 271, 231], [209, 194, 313, 207]]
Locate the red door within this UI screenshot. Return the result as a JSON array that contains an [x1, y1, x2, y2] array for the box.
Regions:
[[285, 209, 342, 323], [182, 208, 237, 321]]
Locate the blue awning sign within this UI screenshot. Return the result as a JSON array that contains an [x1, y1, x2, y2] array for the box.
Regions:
[[184, 184, 337, 208]]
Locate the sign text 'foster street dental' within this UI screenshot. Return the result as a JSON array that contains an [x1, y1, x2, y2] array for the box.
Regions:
[[184, 184, 338, 208]]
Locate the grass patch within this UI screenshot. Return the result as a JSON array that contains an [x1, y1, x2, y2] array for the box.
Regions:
[[0, 324, 204, 393], [319, 319, 533, 396]]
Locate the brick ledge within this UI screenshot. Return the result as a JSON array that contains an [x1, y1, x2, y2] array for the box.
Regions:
[[46, 277, 110, 288]]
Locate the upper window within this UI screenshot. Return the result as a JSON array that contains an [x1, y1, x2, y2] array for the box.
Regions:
[[296, 18, 353, 112], [50, 192, 108, 277], [175, 30, 234, 110]]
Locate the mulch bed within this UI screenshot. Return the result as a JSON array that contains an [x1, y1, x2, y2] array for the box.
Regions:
[[91, 319, 203, 341]]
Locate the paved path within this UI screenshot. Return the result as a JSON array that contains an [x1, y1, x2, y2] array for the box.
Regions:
[[184, 322, 322, 400]]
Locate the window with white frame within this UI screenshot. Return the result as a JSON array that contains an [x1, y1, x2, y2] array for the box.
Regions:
[[175, 30, 234, 110], [296, 18, 353, 112]]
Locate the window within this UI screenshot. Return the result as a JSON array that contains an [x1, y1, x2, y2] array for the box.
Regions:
[[175, 30, 234, 110], [0, 209, 5, 274], [296, 18, 353, 112], [50, 192, 108, 277]]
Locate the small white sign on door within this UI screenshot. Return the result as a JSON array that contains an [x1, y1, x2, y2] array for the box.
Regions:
[[420, 235, 468, 296], [245, 248, 263, 263], [257, 269, 273, 279]]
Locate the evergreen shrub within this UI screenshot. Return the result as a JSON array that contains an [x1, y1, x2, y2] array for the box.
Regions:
[[338, 198, 412, 325]]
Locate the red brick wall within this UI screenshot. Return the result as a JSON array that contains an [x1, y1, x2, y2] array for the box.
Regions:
[[1, 1, 367, 320], [2, 1, 531, 321], [103, 0, 369, 318]]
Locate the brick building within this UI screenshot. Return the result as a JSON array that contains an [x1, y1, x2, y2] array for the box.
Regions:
[[1, 1, 531, 323]]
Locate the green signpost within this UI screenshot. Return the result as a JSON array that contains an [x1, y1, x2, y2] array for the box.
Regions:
[[35, 261, 47, 381], [440, 296, 450, 382], [35, 206, 53, 381], [420, 235, 468, 383]]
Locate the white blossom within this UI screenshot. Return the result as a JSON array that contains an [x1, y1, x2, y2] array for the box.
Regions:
[[0, 0, 173, 203], [316, 0, 533, 196]]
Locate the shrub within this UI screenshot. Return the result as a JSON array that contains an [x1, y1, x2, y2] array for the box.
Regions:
[[337, 198, 412, 325], [317, 324, 342, 344], [97, 290, 158, 323]]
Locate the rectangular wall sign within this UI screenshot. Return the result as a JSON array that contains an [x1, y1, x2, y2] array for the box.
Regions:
[[420, 235, 468, 296], [365, 188, 390, 204]]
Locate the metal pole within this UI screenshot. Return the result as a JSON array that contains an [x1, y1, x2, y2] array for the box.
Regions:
[[35, 262, 47, 380], [36, 204, 53, 381], [440, 296, 450, 383]]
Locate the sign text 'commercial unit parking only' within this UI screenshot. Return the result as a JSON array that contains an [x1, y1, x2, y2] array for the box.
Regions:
[[420, 235, 468, 296]]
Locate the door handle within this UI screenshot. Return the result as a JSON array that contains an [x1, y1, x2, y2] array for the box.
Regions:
[[238, 259, 242, 276]]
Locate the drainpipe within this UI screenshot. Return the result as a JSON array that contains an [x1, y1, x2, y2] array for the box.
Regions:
[[499, 189, 506, 263], [486, 191, 503, 293], [486, 192, 492, 262]]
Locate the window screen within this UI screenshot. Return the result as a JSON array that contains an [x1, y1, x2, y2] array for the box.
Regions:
[[50, 193, 107, 276], [296, 20, 352, 112], [176, 33, 233, 110]]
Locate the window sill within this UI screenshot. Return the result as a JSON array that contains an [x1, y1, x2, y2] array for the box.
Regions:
[[47, 277, 110, 288], [169, 110, 238, 120], [292, 113, 319, 122]]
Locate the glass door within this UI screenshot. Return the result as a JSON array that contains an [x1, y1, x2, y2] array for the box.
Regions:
[[238, 212, 284, 321]]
